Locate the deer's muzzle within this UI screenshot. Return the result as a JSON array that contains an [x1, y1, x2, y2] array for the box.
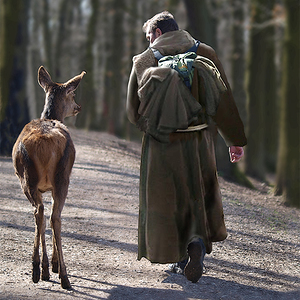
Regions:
[[74, 104, 81, 115]]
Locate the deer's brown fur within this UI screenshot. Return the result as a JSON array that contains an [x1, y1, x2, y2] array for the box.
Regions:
[[12, 66, 85, 289]]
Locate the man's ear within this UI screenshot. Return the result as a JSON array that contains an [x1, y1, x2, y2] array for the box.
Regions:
[[156, 28, 162, 37]]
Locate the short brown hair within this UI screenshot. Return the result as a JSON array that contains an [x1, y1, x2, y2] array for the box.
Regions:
[[142, 11, 179, 34]]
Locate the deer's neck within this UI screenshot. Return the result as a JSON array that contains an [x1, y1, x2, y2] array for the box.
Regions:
[[40, 95, 64, 123]]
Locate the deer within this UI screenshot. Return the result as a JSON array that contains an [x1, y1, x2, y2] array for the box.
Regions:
[[12, 66, 85, 289]]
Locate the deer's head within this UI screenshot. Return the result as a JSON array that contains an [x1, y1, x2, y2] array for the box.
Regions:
[[38, 66, 85, 123]]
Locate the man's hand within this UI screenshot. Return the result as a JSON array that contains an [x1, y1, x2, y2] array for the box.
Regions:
[[229, 146, 244, 163]]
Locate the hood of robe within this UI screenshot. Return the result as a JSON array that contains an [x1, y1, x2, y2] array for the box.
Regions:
[[151, 30, 196, 56]]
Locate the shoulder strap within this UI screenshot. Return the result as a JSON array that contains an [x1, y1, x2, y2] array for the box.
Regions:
[[187, 40, 200, 53], [151, 48, 164, 61]]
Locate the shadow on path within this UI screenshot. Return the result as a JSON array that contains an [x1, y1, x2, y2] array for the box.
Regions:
[[36, 273, 300, 300]]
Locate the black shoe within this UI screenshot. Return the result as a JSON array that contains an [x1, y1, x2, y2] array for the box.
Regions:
[[184, 239, 206, 283]]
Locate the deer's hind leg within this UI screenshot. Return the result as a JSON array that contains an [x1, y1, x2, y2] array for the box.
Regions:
[[33, 201, 50, 282], [51, 235, 59, 274], [32, 203, 41, 283], [32, 196, 49, 283], [18, 164, 49, 283], [40, 204, 50, 281], [13, 143, 49, 283]]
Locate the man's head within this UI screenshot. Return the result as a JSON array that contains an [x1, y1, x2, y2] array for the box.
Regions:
[[143, 11, 179, 46]]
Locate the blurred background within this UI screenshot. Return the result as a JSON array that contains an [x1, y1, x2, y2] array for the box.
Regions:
[[0, 0, 299, 207]]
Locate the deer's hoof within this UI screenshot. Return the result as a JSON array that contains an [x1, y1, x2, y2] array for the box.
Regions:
[[42, 270, 50, 281], [42, 263, 50, 281], [52, 261, 59, 273], [32, 262, 40, 283], [61, 275, 71, 289]]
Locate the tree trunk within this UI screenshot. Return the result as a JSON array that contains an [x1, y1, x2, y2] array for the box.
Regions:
[[231, 0, 247, 125], [183, 0, 217, 48], [0, 0, 22, 122], [263, 1, 278, 173], [214, 0, 252, 188], [245, 0, 274, 180], [275, 0, 300, 208], [53, 0, 72, 80], [124, 0, 143, 141], [75, 0, 98, 130], [42, 0, 53, 75], [167, 0, 180, 13], [0, 0, 30, 155], [28, 1, 44, 119], [103, 0, 125, 137]]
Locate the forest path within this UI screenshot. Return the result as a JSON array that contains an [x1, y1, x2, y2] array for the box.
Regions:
[[0, 129, 299, 300]]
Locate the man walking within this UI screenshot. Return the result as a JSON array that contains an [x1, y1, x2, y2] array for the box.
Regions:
[[126, 11, 246, 283]]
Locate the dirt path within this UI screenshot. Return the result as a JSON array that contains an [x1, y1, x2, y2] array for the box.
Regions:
[[0, 129, 299, 300]]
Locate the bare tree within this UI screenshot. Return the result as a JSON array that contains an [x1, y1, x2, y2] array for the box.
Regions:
[[215, 0, 252, 187], [0, 0, 30, 155], [245, 0, 276, 180], [102, 0, 126, 136], [42, 0, 53, 75], [263, 1, 278, 173], [54, 0, 74, 80], [231, 0, 247, 125], [230, 1, 253, 187], [76, 0, 98, 130], [275, 0, 299, 208], [183, 0, 217, 48]]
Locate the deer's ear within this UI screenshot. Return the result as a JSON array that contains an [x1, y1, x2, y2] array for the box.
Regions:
[[38, 66, 52, 90], [65, 71, 86, 94]]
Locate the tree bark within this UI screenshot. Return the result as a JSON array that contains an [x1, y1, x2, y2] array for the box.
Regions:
[[42, 0, 53, 75], [263, 1, 278, 173], [124, 0, 143, 141], [0, 0, 30, 155], [0, 0, 22, 122], [214, 0, 252, 188], [231, 0, 247, 125], [103, 0, 125, 137], [53, 0, 72, 80], [275, 0, 300, 208], [245, 0, 275, 180], [75, 0, 98, 130], [183, 0, 217, 48], [28, 1, 44, 118]]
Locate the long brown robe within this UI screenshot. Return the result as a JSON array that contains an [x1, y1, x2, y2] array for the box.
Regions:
[[126, 30, 247, 263]]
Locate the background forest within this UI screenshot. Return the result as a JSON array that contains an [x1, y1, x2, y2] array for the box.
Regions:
[[0, 0, 299, 207]]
